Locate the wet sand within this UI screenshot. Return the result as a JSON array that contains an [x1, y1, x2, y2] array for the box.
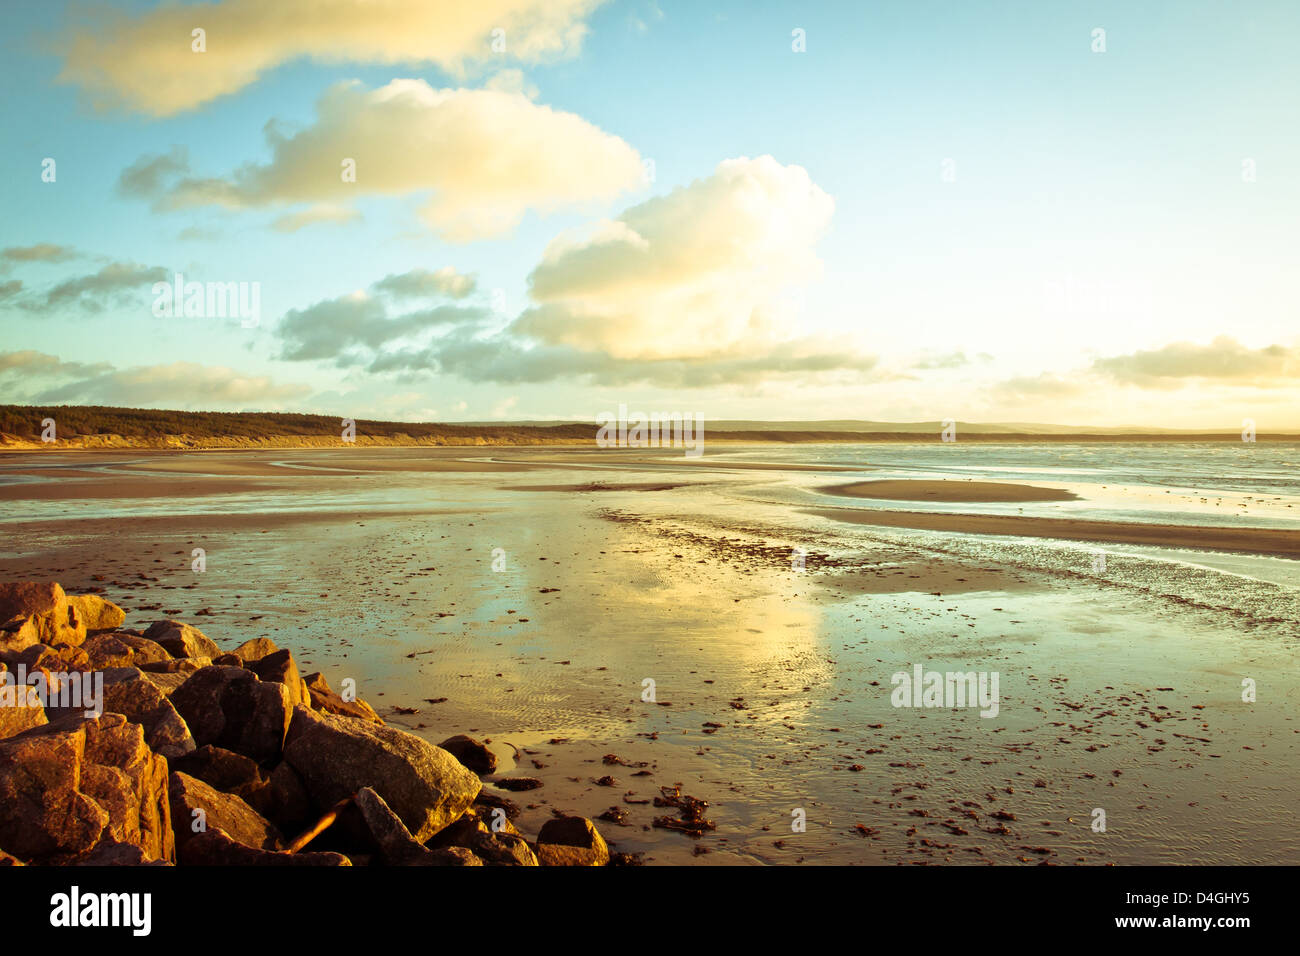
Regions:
[[808, 506, 1300, 559]]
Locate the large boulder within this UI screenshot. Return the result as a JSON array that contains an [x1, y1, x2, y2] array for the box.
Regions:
[[142, 621, 220, 660], [66, 595, 125, 632], [0, 713, 173, 863], [82, 632, 171, 670], [0, 663, 47, 739], [169, 666, 291, 763], [100, 671, 195, 759], [247, 649, 309, 710], [230, 637, 278, 663], [439, 734, 497, 775], [0, 582, 85, 650], [283, 706, 479, 843], [535, 815, 609, 866], [301, 672, 381, 723], [180, 827, 349, 866], [168, 771, 282, 852]]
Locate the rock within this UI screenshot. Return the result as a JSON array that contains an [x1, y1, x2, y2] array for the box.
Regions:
[[140, 657, 209, 675], [100, 674, 195, 759], [71, 840, 169, 866], [0, 663, 47, 739], [136, 670, 191, 697], [142, 620, 220, 660], [0, 581, 85, 649], [345, 786, 430, 865], [168, 771, 282, 851], [66, 595, 125, 632], [494, 776, 543, 791], [474, 789, 522, 821], [180, 827, 349, 866], [0, 848, 22, 865], [301, 672, 381, 723], [0, 713, 173, 863], [82, 632, 171, 670], [256, 761, 314, 834], [169, 666, 291, 762], [211, 653, 242, 667], [231, 637, 278, 663], [283, 706, 479, 843], [429, 813, 536, 865], [535, 815, 610, 866], [439, 734, 497, 775], [248, 649, 309, 710], [418, 846, 483, 866], [170, 745, 263, 793]]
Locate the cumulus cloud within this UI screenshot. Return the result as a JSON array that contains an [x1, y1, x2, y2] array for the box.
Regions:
[[119, 79, 644, 240], [276, 288, 488, 364], [1092, 336, 1299, 388], [271, 156, 879, 387], [55, 0, 607, 116], [271, 203, 362, 233], [519, 155, 836, 360], [373, 267, 476, 300], [0, 350, 309, 410], [18, 261, 169, 314]]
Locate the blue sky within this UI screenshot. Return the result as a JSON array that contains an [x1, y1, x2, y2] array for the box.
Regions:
[[1, 0, 1297, 426]]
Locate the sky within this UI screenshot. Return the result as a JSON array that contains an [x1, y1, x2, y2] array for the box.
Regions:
[[0, 0, 1297, 428]]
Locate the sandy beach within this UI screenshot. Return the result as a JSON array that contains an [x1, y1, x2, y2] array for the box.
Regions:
[[1, 442, 1296, 865]]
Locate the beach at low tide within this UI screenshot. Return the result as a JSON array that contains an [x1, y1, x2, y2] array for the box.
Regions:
[[2, 442, 1297, 864]]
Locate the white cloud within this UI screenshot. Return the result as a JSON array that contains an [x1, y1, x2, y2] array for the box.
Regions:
[[56, 0, 608, 115], [122, 80, 645, 241]]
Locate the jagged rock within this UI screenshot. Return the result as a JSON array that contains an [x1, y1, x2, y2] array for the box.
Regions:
[[142, 621, 220, 660], [67, 595, 125, 632], [140, 657, 208, 675], [248, 649, 309, 710], [417, 846, 483, 866], [256, 761, 314, 834], [170, 745, 263, 793], [535, 815, 609, 866], [0, 663, 47, 739], [168, 771, 282, 851], [429, 812, 536, 865], [0, 713, 173, 863], [180, 827, 349, 866], [100, 673, 195, 759], [0, 848, 22, 865], [212, 653, 242, 667], [474, 789, 522, 821], [301, 672, 381, 723], [231, 637, 278, 663], [345, 786, 430, 865], [169, 666, 291, 762], [283, 706, 479, 843], [82, 632, 171, 670], [0, 582, 85, 649], [439, 734, 497, 775], [71, 840, 170, 866]]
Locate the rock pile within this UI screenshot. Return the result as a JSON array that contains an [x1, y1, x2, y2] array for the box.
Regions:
[[0, 581, 611, 866]]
